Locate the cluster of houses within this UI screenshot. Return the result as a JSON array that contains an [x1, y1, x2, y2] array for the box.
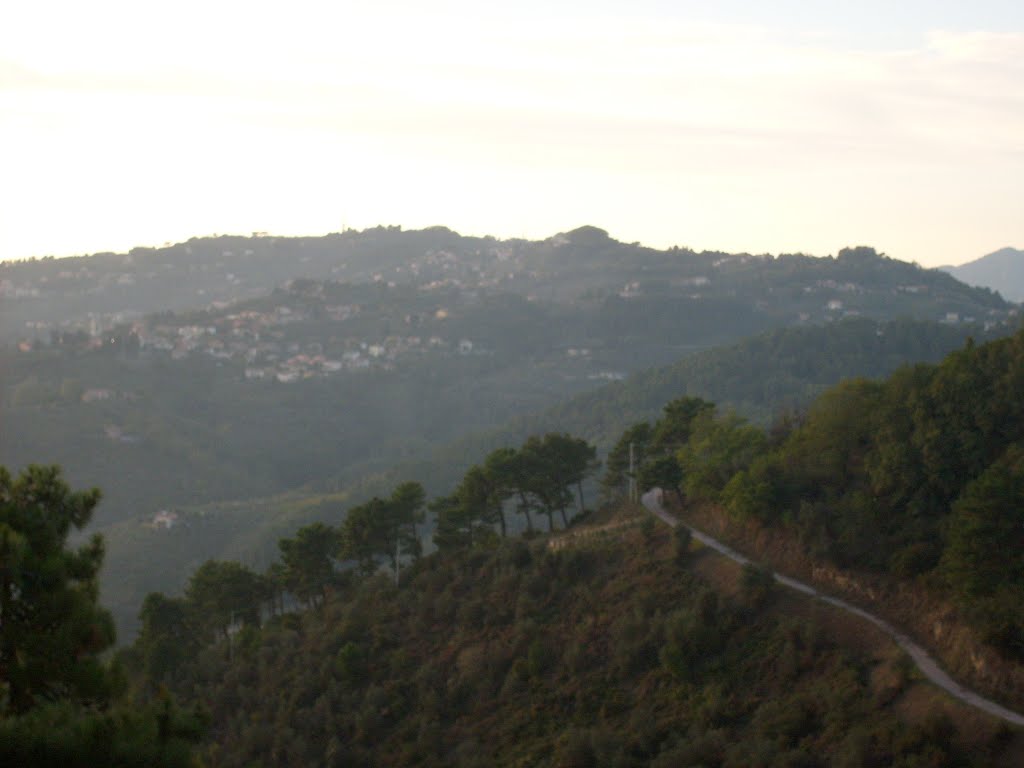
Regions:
[[0, 278, 41, 298], [243, 336, 479, 383], [70, 299, 478, 383], [11, 272, 493, 383]]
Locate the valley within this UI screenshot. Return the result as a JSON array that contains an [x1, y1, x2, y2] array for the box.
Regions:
[[3, 229, 1015, 640]]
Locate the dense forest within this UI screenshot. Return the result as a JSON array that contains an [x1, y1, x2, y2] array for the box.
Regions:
[[601, 329, 1024, 698], [708, 331, 1024, 661], [65, 316, 1002, 641], [471, 316, 1011, 450], [0, 466, 204, 766], [5, 229, 1024, 764], [119, 524, 1020, 767], [111, 415, 1024, 767], [8, 329, 1024, 764]]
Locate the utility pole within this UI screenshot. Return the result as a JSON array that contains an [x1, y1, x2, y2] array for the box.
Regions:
[[395, 535, 401, 587], [629, 441, 636, 503]]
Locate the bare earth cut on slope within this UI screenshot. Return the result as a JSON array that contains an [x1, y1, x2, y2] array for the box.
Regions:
[[641, 488, 1024, 728]]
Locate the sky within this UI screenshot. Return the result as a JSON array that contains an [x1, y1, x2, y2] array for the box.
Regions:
[[2, 1, 1022, 267]]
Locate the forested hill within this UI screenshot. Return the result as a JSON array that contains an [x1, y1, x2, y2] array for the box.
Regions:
[[13, 315, 1024, 766], [417, 317, 1010, 479], [711, 327, 1024, 658], [2, 229, 1016, 642], [599, 326, 1024, 708], [120, 323, 1024, 767], [94, 317, 1000, 642], [510, 316, 1007, 441], [2, 225, 1009, 346], [121, 507, 1024, 767]]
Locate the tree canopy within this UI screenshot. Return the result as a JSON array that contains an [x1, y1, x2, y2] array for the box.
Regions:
[[0, 465, 114, 713], [0, 464, 203, 765]]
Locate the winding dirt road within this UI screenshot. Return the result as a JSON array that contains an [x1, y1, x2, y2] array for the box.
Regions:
[[641, 488, 1024, 727]]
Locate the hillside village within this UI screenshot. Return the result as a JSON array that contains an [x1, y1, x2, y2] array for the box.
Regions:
[[9, 257, 1014, 391], [138, 299, 479, 384], [14, 275, 507, 384], [3, 231, 1014, 358]]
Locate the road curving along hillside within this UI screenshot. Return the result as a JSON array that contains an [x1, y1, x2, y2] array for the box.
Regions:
[[641, 488, 1024, 728]]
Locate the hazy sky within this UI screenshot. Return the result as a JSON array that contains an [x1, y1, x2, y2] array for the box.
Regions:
[[2, 1, 1022, 266]]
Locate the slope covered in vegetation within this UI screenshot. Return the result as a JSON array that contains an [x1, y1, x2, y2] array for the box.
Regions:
[[712, 330, 1024, 658], [123, 513, 1020, 767], [91, 317, 1006, 642], [594, 328, 1024, 711], [106, 327, 1024, 764], [485, 316, 1006, 448], [0, 465, 204, 766]]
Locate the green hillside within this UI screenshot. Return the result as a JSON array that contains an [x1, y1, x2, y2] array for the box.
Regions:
[[13, 325, 1024, 766], [706, 329, 1024, 663], [4, 229, 1017, 643], [93, 318, 1003, 641], [119, 509, 1022, 767], [596, 327, 1024, 711]]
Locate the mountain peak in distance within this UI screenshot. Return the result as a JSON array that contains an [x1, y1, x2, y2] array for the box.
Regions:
[[941, 247, 1024, 302]]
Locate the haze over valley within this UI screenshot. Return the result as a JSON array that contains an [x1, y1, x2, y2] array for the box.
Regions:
[[3, 3, 1024, 765], [1, 227, 1015, 634]]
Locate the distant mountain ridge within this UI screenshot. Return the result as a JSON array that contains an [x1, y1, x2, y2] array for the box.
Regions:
[[941, 247, 1024, 302], [0, 227, 1011, 344]]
